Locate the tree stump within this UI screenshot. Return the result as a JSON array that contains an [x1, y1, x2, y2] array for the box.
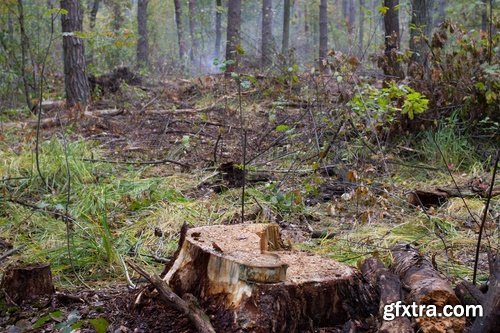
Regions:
[[1, 262, 54, 304], [163, 223, 377, 332]]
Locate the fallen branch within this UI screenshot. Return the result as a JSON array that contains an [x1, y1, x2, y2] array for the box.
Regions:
[[126, 260, 216, 333], [0, 246, 25, 263]]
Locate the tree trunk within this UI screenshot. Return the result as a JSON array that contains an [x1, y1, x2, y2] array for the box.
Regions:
[[111, 1, 123, 32], [282, 0, 290, 55], [164, 223, 378, 332], [174, 0, 187, 61], [481, 0, 488, 32], [435, 0, 446, 27], [382, 0, 404, 80], [358, 0, 365, 54], [17, 0, 33, 111], [261, 0, 273, 68], [188, 0, 199, 63], [391, 244, 465, 333], [214, 0, 222, 59], [409, 0, 431, 75], [319, 0, 328, 71], [61, 0, 90, 107], [348, 0, 356, 35], [88, 0, 100, 66], [225, 0, 241, 73], [136, 0, 149, 68]]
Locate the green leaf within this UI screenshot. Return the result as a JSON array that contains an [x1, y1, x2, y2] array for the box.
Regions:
[[33, 315, 50, 329], [377, 6, 388, 15]]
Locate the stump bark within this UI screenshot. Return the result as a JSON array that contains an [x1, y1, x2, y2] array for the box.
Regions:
[[1, 262, 54, 304], [392, 244, 465, 333], [163, 223, 377, 332]]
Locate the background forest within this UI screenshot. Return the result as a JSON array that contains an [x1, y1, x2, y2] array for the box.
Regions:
[[0, 0, 499, 332]]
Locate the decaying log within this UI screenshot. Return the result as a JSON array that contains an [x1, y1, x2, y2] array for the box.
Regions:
[[127, 260, 216, 333], [471, 253, 500, 333], [0, 262, 54, 304], [391, 244, 465, 333], [454, 280, 485, 306], [164, 223, 378, 332], [361, 257, 413, 333], [407, 190, 449, 208]]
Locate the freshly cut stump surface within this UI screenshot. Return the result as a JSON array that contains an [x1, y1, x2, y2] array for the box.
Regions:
[[164, 223, 376, 333]]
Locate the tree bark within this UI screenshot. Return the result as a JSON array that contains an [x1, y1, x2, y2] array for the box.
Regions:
[[1, 263, 54, 304], [382, 0, 404, 80], [188, 0, 199, 63], [358, 0, 365, 54], [61, 0, 90, 107], [17, 0, 33, 111], [88, 0, 100, 66], [481, 0, 488, 32], [214, 0, 222, 59], [261, 0, 273, 68], [136, 0, 149, 68], [391, 244, 465, 333], [409, 0, 431, 74], [319, 0, 328, 71], [435, 0, 446, 27], [174, 0, 187, 61], [282, 0, 290, 55], [111, 1, 123, 32], [361, 257, 413, 333], [470, 253, 500, 332], [225, 0, 241, 73], [348, 0, 356, 35]]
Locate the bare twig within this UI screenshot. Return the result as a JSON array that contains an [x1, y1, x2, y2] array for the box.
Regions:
[[82, 158, 190, 169], [0, 245, 25, 263]]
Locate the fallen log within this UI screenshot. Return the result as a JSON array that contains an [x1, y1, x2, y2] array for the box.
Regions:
[[454, 280, 485, 306], [163, 223, 378, 332], [361, 257, 413, 333], [391, 244, 465, 333], [470, 253, 500, 333]]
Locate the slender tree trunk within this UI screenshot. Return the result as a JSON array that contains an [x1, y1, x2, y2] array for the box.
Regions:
[[348, 0, 356, 35], [174, 0, 187, 61], [481, 0, 488, 32], [382, 0, 404, 79], [111, 1, 123, 32], [88, 0, 100, 66], [261, 0, 273, 68], [319, 0, 328, 71], [137, 0, 149, 68], [282, 0, 290, 54], [188, 0, 199, 63], [61, 0, 90, 106], [436, 0, 446, 26], [225, 0, 241, 73], [359, 0, 365, 54], [409, 0, 431, 69], [17, 0, 32, 110], [215, 0, 222, 59]]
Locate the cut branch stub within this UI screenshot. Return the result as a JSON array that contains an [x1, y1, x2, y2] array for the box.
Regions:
[[164, 223, 377, 332]]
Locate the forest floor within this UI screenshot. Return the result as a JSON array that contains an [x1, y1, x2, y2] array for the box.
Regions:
[[0, 72, 498, 332]]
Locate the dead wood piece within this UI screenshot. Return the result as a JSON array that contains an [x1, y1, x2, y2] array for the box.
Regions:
[[361, 257, 413, 333], [454, 280, 485, 306], [164, 223, 378, 332], [89, 66, 142, 95], [407, 190, 449, 208], [471, 253, 500, 333], [84, 109, 123, 117], [0, 262, 54, 304], [391, 244, 465, 333], [126, 260, 216, 333], [0, 246, 25, 263]]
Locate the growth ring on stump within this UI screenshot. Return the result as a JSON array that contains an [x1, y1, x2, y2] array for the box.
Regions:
[[163, 223, 376, 332]]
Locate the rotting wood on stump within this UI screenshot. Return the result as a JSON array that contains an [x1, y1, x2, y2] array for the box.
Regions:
[[361, 257, 413, 333], [164, 223, 377, 332], [391, 244, 465, 333], [0, 262, 54, 304]]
